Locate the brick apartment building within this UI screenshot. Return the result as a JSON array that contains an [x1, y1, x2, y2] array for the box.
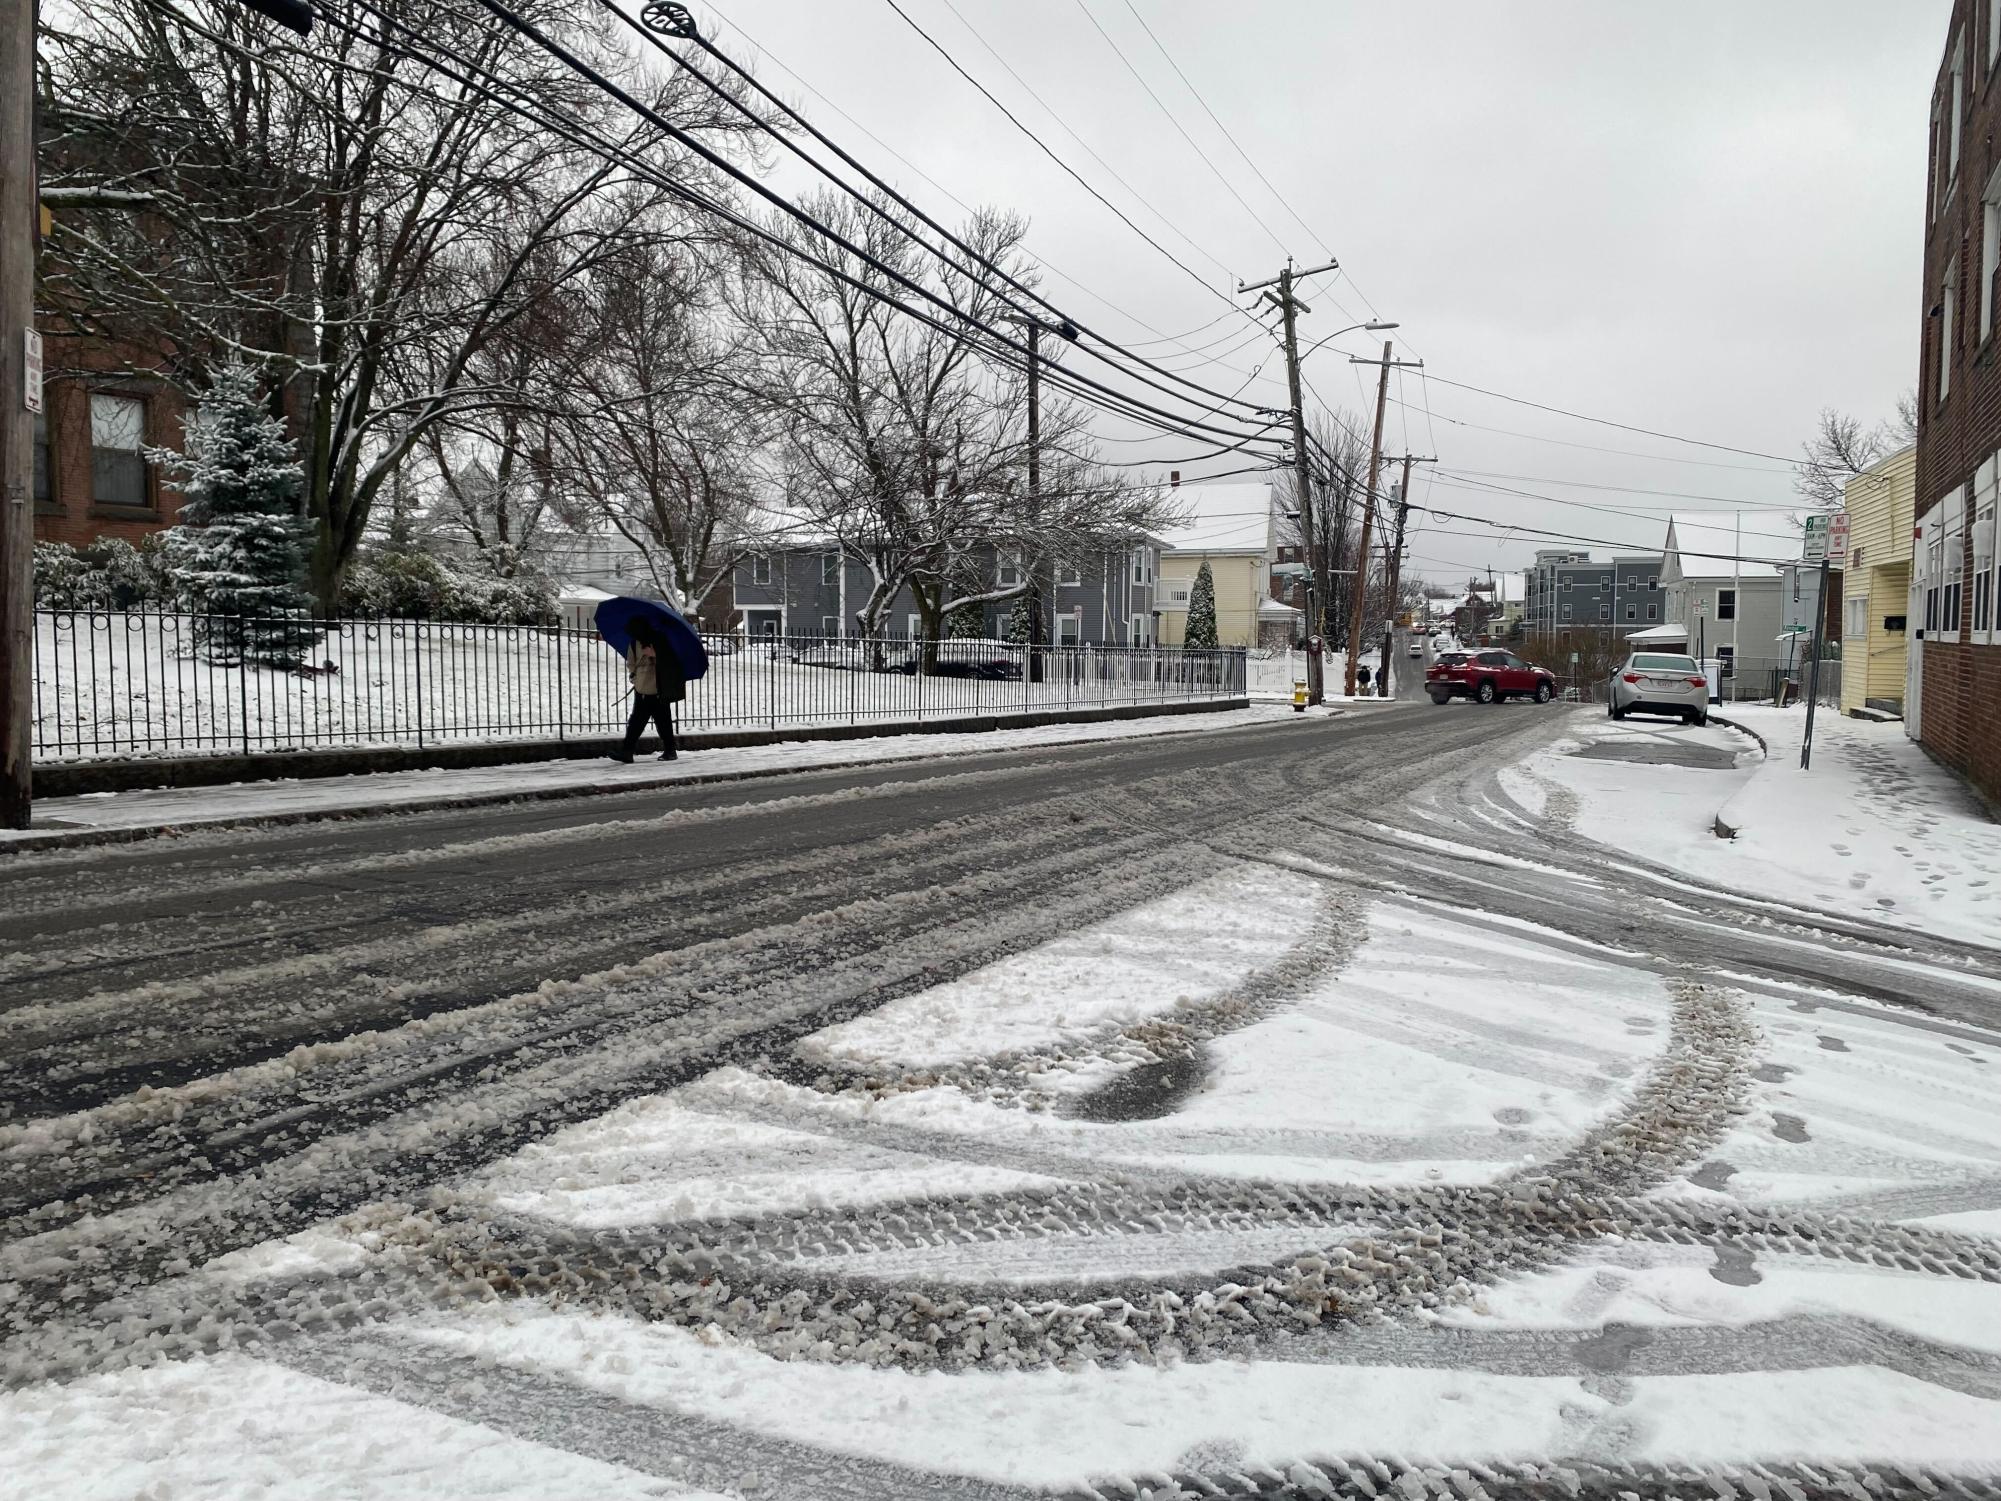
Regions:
[[1916, 1, 2001, 801], [31, 321, 191, 551]]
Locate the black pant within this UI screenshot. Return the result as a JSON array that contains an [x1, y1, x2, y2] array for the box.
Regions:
[[623, 694, 677, 756]]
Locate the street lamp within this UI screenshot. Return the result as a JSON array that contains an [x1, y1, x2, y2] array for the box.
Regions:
[[1299, 320, 1398, 366]]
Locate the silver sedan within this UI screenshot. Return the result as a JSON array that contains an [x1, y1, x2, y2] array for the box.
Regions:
[[1608, 652, 1710, 725]]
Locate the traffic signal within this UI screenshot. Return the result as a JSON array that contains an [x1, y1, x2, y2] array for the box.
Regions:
[[237, 0, 313, 35]]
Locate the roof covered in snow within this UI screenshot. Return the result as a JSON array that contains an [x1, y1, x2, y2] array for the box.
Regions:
[[1663, 513, 1787, 581], [1154, 483, 1279, 555]]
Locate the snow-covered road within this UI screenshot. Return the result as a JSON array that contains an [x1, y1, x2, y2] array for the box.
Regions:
[[3, 703, 1998, 1499]]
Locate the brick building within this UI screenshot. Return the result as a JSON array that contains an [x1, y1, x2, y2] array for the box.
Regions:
[[31, 322, 191, 551], [1915, 1, 2001, 801]]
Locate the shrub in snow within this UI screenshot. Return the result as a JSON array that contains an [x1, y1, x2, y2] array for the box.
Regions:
[[152, 364, 316, 665], [1184, 561, 1219, 649], [33, 537, 172, 609], [945, 597, 985, 638], [338, 548, 558, 626]]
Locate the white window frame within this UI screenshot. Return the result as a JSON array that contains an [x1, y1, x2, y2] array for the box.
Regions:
[[1938, 483, 1967, 643], [1973, 455, 1998, 643], [1646, 603, 1659, 621], [1129, 612, 1149, 645], [1560, 602, 1572, 622], [907, 612, 923, 640], [89, 391, 149, 509], [997, 551, 1023, 588], [1990, 0, 2000, 71], [1561, 577, 1572, 593], [1055, 559, 1082, 587], [1130, 547, 1153, 586], [1717, 588, 1737, 621], [749, 554, 772, 586], [1982, 167, 2001, 340], [1846, 595, 1869, 643], [1646, 574, 1658, 590], [820, 615, 840, 638]]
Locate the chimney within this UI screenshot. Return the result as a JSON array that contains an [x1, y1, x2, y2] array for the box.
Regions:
[[1170, 470, 1180, 488]]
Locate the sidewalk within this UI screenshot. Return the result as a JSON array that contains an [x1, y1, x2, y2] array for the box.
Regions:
[[3, 703, 1341, 852], [1508, 703, 1999, 946]]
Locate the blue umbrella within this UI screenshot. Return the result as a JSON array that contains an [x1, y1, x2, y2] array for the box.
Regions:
[[593, 596, 709, 681]]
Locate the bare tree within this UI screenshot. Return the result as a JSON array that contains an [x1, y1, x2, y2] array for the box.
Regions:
[[558, 237, 767, 612], [36, 0, 758, 606], [1796, 394, 1917, 510]]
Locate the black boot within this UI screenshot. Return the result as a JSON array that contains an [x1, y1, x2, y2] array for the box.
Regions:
[[609, 747, 634, 764]]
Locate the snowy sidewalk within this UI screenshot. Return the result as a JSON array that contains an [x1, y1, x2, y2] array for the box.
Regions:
[[1508, 703, 2000, 946], [3, 704, 1323, 850]]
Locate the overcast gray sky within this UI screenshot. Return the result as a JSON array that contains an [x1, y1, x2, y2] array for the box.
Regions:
[[687, 0, 1946, 586]]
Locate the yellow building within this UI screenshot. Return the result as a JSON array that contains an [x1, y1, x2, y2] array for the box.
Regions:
[[1839, 443, 1915, 716], [1154, 483, 1283, 648]]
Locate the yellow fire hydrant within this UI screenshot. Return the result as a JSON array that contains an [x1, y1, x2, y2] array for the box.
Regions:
[[1293, 678, 1308, 712]]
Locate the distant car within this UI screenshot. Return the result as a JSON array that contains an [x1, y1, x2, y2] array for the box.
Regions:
[[1426, 648, 1556, 705], [1407, 640, 1423, 657], [896, 638, 1023, 680], [1609, 651, 1710, 726]]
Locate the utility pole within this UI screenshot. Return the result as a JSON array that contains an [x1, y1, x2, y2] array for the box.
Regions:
[[2, 0, 36, 830], [1344, 341, 1422, 696], [1375, 453, 1435, 696], [1241, 257, 1337, 703], [1025, 317, 1043, 682], [1, 0, 314, 831]]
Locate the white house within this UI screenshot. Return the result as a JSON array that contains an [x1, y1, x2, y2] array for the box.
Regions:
[[1660, 512, 1791, 685]]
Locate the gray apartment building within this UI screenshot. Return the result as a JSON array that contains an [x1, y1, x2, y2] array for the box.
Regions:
[[730, 540, 1163, 646], [1522, 548, 1664, 635]]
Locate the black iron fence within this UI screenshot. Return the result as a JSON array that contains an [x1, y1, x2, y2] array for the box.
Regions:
[[31, 610, 1247, 761]]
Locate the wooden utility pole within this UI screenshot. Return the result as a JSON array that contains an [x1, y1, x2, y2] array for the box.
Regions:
[[1240, 258, 1337, 703], [2, 0, 36, 829], [1025, 316, 1043, 682], [1376, 452, 1435, 696]]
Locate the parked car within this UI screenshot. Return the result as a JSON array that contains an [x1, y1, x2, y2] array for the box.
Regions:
[[1608, 651, 1710, 726], [1427, 648, 1556, 705], [895, 638, 1023, 680]]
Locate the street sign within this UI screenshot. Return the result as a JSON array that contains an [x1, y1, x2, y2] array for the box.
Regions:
[[1827, 512, 1849, 567], [22, 329, 40, 415], [1804, 514, 1829, 563]]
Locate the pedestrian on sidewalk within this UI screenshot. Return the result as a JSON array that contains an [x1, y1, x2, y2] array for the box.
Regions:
[[611, 622, 686, 763]]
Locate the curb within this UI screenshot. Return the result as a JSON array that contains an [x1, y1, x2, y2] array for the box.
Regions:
[[4, 701, 1273, 855], [1706, 712, 1766, 839]]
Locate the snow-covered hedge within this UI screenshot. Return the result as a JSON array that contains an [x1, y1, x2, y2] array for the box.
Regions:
[[33, 539, 173, 610], [337, 550, 558, 626]]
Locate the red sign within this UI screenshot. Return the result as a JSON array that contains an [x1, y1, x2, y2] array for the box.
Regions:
[[1827, 511, 1849, 566]]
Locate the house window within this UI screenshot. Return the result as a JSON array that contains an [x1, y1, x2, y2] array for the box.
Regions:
[[1056, 559, 1082, 586], [1599, 578, 1611, 593], [1974, 462, 1997, 639], [1940, 260, 1959, 406], [1951, 28, 1966, 185], [821, 552, 840, 585], [1129, 613, 1149, 645], [1646, 603, 1658, 621], [90, 393, 149, 508], [1598, 603, 1610, 620], [820, 615, 840, 638], [32, 409, 51, 507], [1647, 574, 1658, 590], [1560, 603, 1572, 622], [1717, 589, 1736, 621], [1940, 484, 1967, 641], [997, 551, 1023, 588], [1982, 168, 2001, 340], [1991, 0, 1999, 70], [1846, 596, 1869, 641], [1055, 611, 1081, 646], [1625, 605, 1637, 621], [1561, 578, 1572, 592], [1130, 548, 1152, 585], [750, 554, 771, 586]]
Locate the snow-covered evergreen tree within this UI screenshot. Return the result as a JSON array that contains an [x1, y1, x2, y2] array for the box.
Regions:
[[945, 597, 985, 638], [155, 365, 314, 664], [1184, 560, 1219, 649], [1004, 594, 1035, 646]]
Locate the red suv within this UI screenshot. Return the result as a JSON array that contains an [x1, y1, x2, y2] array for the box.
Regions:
[[1427, 648, 1557, 705]]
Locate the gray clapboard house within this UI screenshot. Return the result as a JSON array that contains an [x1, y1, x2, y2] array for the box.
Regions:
[[730, 539, 1163, 645]]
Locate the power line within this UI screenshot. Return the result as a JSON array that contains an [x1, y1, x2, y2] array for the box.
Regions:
[[880, 0, 1244, 310], [1386, 394, 1799, 473], [1067, 0, 1292, 258], [1434, 466, 1806, 508], [1115, 0, 1327, 258], [611, 2, 1279, 426], [1421, 374, 1833, 469]]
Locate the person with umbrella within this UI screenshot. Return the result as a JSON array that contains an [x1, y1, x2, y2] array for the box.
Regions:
[[594, 595, 708, 763], [612, 620, 687, 763]]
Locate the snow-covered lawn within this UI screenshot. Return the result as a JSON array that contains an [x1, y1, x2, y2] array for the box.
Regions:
[[34, 611, 1243, 761], [1508, 704, 2000, 945]]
